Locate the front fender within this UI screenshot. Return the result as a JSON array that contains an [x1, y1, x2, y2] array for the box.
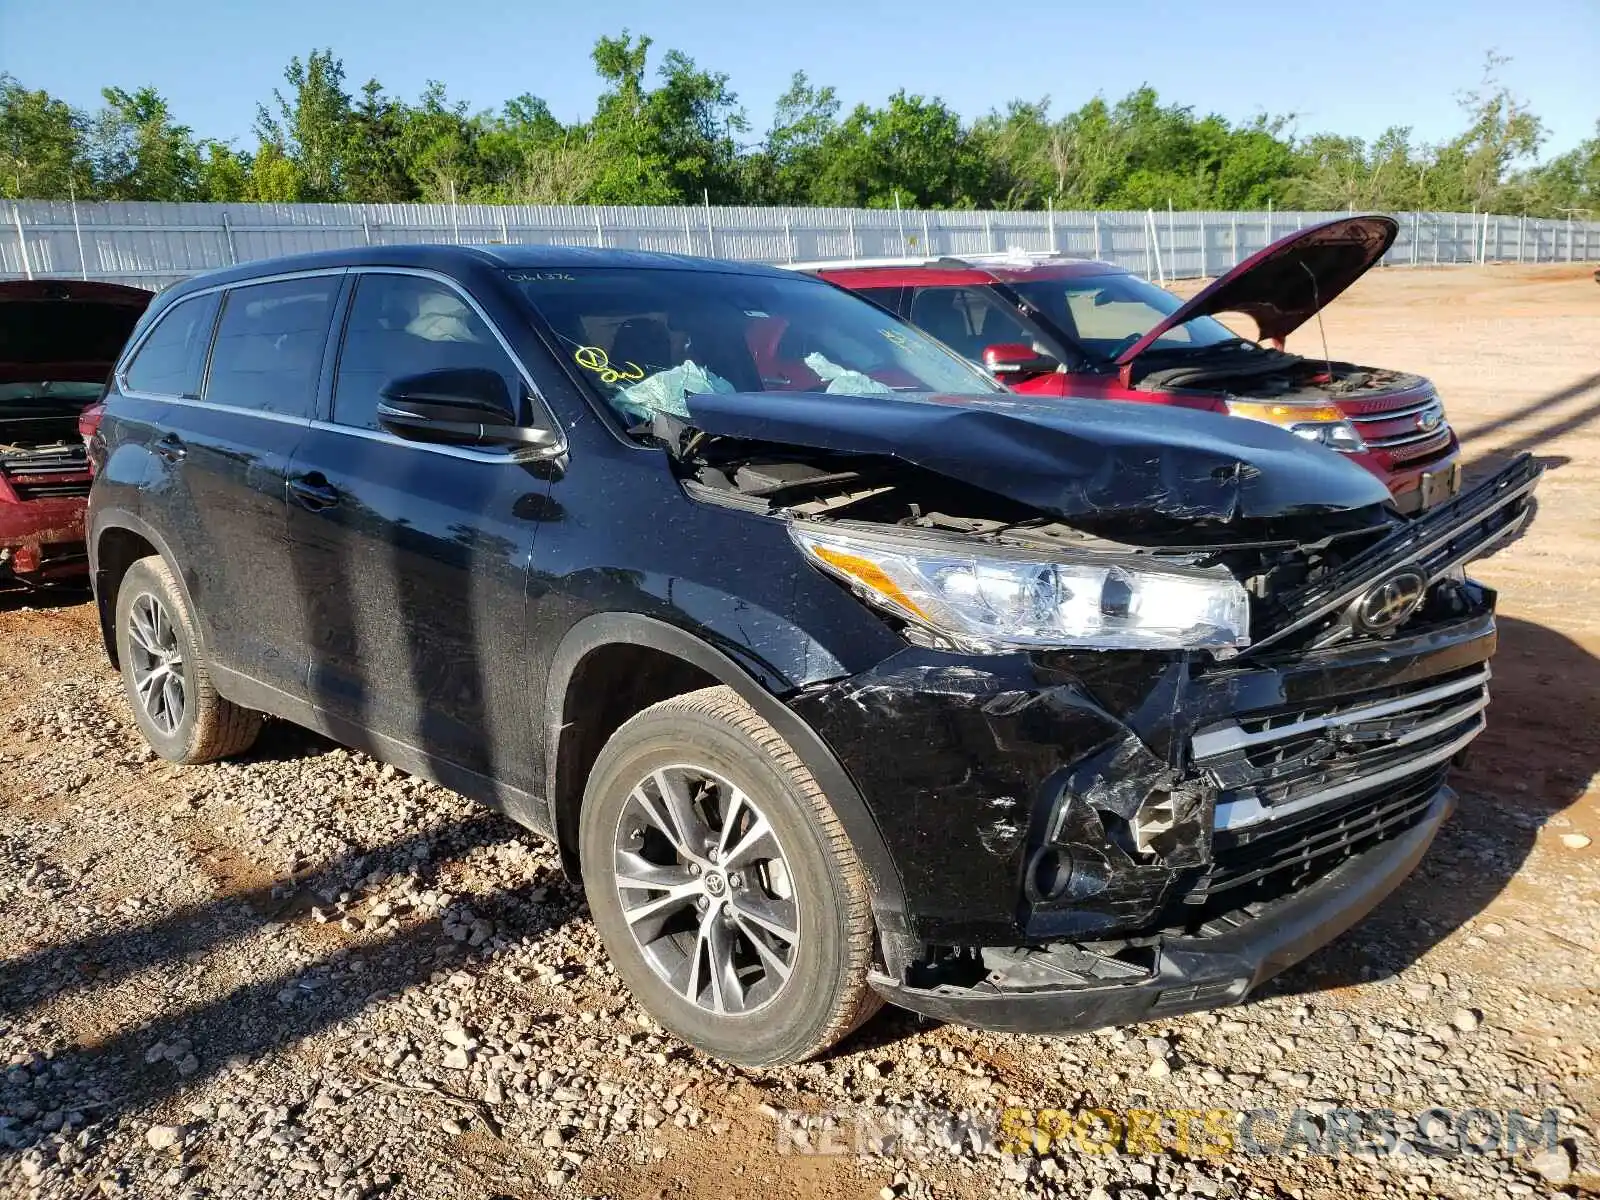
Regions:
[[541, 610, 913, 968]]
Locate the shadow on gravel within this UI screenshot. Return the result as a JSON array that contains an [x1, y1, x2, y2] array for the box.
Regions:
[[1454, 368, 1600, 449], [1, 817, 585, 1151], [1261, 621, 1599, 1000], [0, 812, 522, 1018], [0, 583, 92, 613], [1255, 373, 1600, 1000]]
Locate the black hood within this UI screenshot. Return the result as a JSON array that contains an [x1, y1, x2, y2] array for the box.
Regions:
[[677, 389, 1393, 522]]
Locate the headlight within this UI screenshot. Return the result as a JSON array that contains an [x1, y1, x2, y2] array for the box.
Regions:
[[789, 521, 1250, 654], [1225, 400, 1367, 452]]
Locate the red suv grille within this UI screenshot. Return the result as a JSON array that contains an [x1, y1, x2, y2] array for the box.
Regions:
[[1346, 395, 1454, 466], [0, 448, 93, 500]]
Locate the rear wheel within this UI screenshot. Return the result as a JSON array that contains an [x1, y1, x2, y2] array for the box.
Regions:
[[114, 555, 262, 764], [579, 685, 880, 1066]]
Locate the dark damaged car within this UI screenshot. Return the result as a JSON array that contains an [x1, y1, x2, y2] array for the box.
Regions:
[[1, 280, 150, 586], [86, 246, 1538, 1066]]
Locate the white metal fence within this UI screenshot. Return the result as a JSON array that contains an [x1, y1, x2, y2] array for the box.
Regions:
[[5, 201, 1598, 292]]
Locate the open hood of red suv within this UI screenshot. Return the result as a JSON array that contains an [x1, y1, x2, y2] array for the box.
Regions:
[[0, 279, 152, 385], [1113, 214, 1399, 366]]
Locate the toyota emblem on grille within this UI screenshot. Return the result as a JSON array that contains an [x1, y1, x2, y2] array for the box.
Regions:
[[1417, 404, 1443, 433], [1355, 569, 1428, 633]]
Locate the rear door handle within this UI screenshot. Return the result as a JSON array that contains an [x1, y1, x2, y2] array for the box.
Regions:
[[154, 434, 186, 463], [288, 472, 340, 511]]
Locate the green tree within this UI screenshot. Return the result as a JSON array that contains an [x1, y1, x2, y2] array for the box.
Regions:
[[246, 138, 301, 201], [745, 72, 841, 204], [89, 86, 203, 200], [394, 81, 477, 202], [580, 31, 749, 204], [1435, 53, 1545, 211], [1520, 121, 1600, 216], [258, 49, 355, 200], [815, 91, 988, 208], [342, 80, 416, 203], [0, 74, 91, 198]]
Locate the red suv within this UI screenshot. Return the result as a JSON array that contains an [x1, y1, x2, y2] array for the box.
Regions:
[[804, 215, 1460, 513], [1, 280, 151, 587]]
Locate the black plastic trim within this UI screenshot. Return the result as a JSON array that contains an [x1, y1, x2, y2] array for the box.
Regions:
[[870, 787, 1454, 1033]]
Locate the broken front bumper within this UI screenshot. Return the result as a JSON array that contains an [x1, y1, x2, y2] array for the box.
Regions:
[[789, 601, 1495, 950], [0, 495, 90, 584], [868, 786, 1453, 1033]]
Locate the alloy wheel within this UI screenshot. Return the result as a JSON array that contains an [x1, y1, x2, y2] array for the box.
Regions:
[[126, 592, 186, 735], [612, 764, 800, 1016]]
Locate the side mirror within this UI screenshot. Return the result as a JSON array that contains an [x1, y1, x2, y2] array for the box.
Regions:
[[377, 368, 557, 449], [982, 343, 1060, 381]]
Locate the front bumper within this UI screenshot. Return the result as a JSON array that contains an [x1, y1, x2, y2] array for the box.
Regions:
[[870, 785, 1453, 1033], [0, 496, 89, 584], [791, 608, 1496, 948]]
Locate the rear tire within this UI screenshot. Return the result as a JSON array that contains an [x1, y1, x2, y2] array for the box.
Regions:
[[114, 555, 262, 764], [579, 685, 881, 1066]]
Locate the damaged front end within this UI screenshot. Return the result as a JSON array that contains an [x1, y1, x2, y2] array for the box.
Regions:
[[0, 433, 96, 586], [667, 397, 1539, 1028]]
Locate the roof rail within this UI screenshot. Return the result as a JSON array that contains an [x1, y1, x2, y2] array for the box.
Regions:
[[786, 249, 1094, 273]]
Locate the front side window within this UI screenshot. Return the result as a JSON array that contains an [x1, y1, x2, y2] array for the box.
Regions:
[[333, 274, 519, 432], [124, 292, 221, 398], [1008, 273, 1242, 361], [505, 268, 1000, 427], [204, 276, 340, 417]]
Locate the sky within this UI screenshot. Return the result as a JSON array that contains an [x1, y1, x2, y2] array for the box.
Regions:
[[3, 0, 1596, 159]]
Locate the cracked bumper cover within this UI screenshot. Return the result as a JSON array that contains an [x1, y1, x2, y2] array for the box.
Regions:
[[0, 496, 89, 581], [868, 786, 1454, 1033]]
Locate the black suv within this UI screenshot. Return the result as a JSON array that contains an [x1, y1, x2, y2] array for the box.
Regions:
[[88, 245, 1537, 1067]]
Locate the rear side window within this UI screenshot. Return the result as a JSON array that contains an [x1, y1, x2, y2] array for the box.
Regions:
[[205, 277, 340, 417], [333, 273, 519, 432], [850, 286, 905, 315], [124, 292, 221, 398]]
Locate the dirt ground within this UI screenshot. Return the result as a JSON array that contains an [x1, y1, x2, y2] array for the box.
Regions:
[[1, 263, 1597, 1200]]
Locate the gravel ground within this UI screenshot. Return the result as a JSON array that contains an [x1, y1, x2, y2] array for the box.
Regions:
[[2, 265, 1598, 1200]]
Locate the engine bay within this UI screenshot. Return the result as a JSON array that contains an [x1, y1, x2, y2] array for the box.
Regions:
[[1135, 349, 1426, 406]]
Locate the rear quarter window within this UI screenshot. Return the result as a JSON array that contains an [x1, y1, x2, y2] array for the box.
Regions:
[[123, 292, 221, 398]]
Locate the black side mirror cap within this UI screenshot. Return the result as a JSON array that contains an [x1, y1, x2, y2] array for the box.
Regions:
[[377, 368, 559, 450]]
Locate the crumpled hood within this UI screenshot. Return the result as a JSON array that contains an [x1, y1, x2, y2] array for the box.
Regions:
[[679, 388, 1393, 522], [1114, 214, 1399, 364]]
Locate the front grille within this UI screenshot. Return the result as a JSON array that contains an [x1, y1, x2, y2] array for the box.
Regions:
[[1183, 664, 1488, 903], [0, 449, 92, 500], [1186, 767, 1445, 905], [1349, 397, 1453, 464], [1248, 454, 1539, 656]]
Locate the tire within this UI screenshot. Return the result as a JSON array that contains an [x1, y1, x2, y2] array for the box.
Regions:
[[114, 555, 262, 764], [579, 685, 881, 1066]]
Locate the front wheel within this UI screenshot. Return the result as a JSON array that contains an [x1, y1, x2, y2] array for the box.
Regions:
[[578, 685, 881, 1066]]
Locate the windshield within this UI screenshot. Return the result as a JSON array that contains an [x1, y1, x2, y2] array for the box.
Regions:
[[1009, 273, 1244, 362], [506, 268, 1002, 425]]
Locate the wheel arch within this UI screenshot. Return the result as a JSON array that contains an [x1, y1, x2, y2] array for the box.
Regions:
[[89, 511, 197, 670], [542, 612, 911, 959]]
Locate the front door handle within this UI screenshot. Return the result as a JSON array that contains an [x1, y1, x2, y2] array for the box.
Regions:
[[154, 433, 186, 463], [288, 472, 340, 511]]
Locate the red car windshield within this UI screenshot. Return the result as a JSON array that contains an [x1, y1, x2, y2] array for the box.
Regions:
[[1008, 273, 1245, 362], [508, 267, 1001, 426]]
